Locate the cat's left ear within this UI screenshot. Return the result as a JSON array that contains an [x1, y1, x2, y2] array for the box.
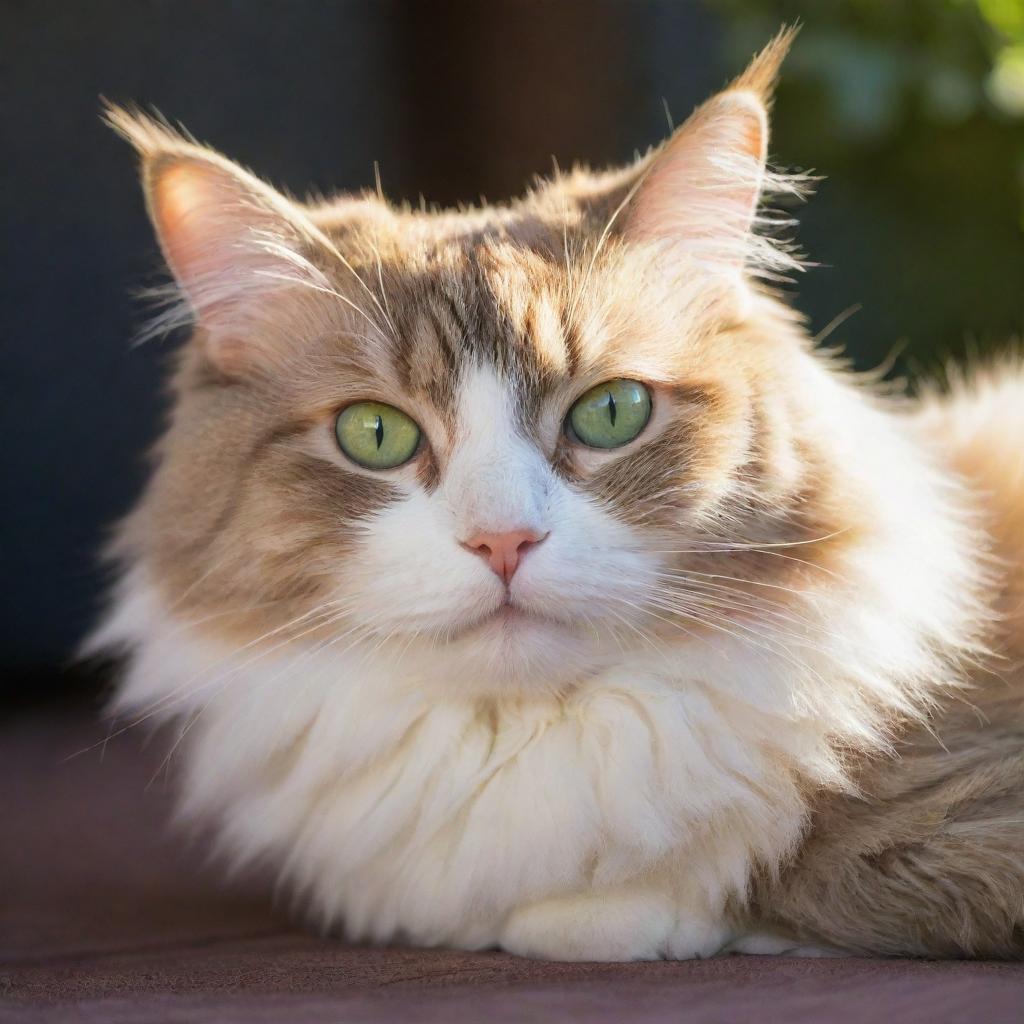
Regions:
[[622, 26, 797, 286]]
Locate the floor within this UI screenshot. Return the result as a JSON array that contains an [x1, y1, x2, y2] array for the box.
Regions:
[[3, 699, 1023, 1023]]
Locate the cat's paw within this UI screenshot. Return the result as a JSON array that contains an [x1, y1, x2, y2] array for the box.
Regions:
[[500, 889, 675, 962], [499, 890, 731, 962], [666, 916, 733, 960]]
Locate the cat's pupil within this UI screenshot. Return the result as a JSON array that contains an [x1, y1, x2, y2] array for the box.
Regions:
[[374, 415, 384, 449], [607, 392, 617, 426]]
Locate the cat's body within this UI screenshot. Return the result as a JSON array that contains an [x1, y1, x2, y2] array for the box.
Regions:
[[760, 371, 1024, 957], [93, 32, 1024, 959]]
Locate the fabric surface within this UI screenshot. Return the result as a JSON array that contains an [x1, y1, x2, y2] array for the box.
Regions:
[[3, 701, 1023, 1023]]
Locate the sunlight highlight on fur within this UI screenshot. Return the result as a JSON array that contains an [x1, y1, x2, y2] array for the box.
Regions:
[[90, 29, 1024, 961]]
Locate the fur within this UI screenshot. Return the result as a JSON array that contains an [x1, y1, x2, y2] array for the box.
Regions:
[[91, 29, 1023, 960]]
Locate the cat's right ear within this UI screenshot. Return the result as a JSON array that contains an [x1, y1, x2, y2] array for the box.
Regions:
[[104, 105, 331, 375]]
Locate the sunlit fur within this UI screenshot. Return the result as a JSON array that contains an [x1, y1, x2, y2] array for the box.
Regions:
[[92, 30, 1024, 960]]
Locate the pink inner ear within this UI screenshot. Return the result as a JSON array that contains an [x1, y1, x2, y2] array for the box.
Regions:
[[152, 162, 214, 264], [623, 90, 768, 276], [148, 156, 267, 315], [154, 161, 203, 234], [141, 150, 333, 375]]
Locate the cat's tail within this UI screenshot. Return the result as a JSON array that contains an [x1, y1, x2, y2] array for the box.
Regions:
[[917, 357, 1024, 654], [756, 686, 1024, 958], [752, 360, 1024, 959]]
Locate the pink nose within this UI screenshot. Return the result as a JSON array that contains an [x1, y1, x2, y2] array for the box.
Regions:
[[462, 529, 546, 584]]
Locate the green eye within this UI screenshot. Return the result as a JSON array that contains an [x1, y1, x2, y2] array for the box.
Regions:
[[568, 379, 652, 449], [335, 401, 421, 470]]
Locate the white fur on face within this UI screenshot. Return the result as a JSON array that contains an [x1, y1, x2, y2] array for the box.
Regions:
[[332, 365, 662, 694]]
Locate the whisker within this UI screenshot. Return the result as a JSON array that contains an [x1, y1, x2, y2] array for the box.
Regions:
[[68, 598, 356, 761], [148, 610, 375, 784], [646, 527, 852, 556]]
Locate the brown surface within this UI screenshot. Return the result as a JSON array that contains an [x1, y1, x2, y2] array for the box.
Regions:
[[2, 702, 1023, 1023]]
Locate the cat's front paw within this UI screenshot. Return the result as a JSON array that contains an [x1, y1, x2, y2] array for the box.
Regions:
[[500, 889, 674, 961], [666, 916, 733, 960], [499, 889, 730, 962]]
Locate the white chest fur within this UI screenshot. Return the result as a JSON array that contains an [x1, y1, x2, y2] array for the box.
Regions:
[[104, 577, 849, 958]]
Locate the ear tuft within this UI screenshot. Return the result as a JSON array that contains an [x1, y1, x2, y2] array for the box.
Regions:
[[102, 101, 196, 160], [728, 24, 799, 106], [620, 26, 804, 287]]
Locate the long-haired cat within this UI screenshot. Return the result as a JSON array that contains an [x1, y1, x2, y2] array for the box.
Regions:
[[91, 29, 1024, 959]]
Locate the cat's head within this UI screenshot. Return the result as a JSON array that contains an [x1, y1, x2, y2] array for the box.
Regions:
[[107, 29, 841, 695]]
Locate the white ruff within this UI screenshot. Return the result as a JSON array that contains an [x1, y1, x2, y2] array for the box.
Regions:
[[104, 589, 819, 956]]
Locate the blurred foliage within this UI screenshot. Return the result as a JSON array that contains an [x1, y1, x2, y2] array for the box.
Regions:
[[706, 0, 1024, 375]]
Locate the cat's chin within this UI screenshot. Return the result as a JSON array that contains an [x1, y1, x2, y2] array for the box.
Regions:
[[413, 604, 601, 695], [450, 600, 562, 643]]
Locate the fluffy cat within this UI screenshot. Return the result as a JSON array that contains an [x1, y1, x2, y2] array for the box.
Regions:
[[92, 29, 1024, 960]]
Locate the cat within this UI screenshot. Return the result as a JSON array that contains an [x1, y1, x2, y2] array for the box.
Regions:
[[90, 27, 1024, 960]]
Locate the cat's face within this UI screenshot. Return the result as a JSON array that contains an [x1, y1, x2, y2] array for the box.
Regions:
[[254, 240, 760, 695], [110, 32, 832, 694]]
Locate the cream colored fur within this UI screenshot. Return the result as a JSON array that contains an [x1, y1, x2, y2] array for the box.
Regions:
[[93, 346, 989, 959], [91, 29, 1019, 960]]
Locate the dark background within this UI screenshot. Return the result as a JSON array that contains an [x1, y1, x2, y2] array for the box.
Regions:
[[4, 0, 1023, 700]]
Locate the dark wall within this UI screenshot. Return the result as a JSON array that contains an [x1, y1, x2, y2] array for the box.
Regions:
[[1, 1, 719, 687]]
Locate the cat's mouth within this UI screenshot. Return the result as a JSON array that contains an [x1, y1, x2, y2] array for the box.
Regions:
[[446, 598, 565, 643]]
